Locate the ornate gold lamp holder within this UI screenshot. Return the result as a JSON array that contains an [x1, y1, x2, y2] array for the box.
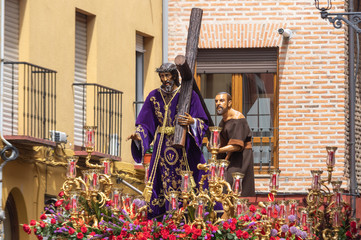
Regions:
[[60, 126, 146, 227]]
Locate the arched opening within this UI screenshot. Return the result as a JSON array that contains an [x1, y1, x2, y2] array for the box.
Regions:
[[4, 193, 19, 240]]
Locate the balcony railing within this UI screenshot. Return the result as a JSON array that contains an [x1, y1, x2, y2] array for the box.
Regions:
[[3, 62, 57, 140], [72, 83, 123, 157]]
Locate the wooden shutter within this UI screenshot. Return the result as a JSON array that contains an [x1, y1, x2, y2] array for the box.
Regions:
[[3, 0, 19, 135], [74, 12, 87, 146], [196, 48, 278, 74]]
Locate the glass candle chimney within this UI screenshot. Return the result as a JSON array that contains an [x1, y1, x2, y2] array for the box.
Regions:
[[101, 158, 111, 175], [269, 169, 281, 192], [209, 126, 222, 149], [311, 170, 323, 191], [181, 171, 193, 193], [232, 172, 245, 196], [84, 126, 97, 149], [66, 156, 78, 179], [218, 159, 229, 180], [326, 146, 337, 168], [168, 191, 179, 211]]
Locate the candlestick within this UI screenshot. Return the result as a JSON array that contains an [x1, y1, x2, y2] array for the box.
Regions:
[[66, 156, 78, 179]]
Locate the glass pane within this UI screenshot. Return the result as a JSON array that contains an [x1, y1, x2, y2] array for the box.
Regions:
[[200, 74, 232, 126], [243, 73, 274, 133], [200, 74, 232, 98]]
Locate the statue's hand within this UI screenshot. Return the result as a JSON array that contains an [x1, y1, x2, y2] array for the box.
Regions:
[[126, 133, 141, 141], [178, 112, 195, 126]]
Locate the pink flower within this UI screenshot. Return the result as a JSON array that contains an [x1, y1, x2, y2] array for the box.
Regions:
[[30, 220, 37, 226], [223, 222, 230, 230], [50, 218, 56, 224], [243, 231, 250, 239], [236, 230, 244, 238]]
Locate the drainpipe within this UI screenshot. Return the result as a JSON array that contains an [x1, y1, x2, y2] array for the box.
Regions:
[[162, 0, 168, 63], [348, 0, 357, 218], [0, 0, 19, 237]]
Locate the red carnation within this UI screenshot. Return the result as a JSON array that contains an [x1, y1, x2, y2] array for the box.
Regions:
[[65, 203, 71, 211], [50, 218, 56, 224], [243, 231, 250, 239], [193, 228, 202, 236], [261, 208, 267, 215], [346, 231, 353, 238], [77, 232, 84, 239], [22, 224, 31, 234], [244, 215, 250, 221], [230, 222, 236, 231], [54, 199, 64, 207], [39, 221, 45, 228], [30, 220, 37, 226], [90, 232, 96, 236], [81, 226, 88, 233], [68, 227, 75, 235], [58, 191, 64, 198], [37, 235, 43, 240], [236, 230, 244, 238], [40, 213, 47, 220], [249, 205, 256, 212], [256, 214, 261, 220], [223, 222, 230, 230]]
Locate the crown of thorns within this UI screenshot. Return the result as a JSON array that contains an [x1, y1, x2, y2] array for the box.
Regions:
[[156, 63, 177, 73]]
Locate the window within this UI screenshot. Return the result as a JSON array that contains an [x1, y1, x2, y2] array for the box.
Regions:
[[135, 34, 145, 118], [197, 48, 279, 173]]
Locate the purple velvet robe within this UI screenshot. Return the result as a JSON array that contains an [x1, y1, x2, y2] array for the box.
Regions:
[[131, 88, 208, 219]]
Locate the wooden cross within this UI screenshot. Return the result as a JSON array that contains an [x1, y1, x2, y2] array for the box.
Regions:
[[172, 8, 214, 148]]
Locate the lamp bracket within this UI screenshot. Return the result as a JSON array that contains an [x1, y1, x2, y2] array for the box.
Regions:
[[320, 10, 361, 33]]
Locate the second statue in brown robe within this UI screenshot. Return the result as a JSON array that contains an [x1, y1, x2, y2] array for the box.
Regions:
[[218, 117, 256, 197]]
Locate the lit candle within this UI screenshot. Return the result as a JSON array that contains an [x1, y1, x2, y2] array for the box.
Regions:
[[197, 204, 203, 218], [70, 161, 75, 177], [103, 161, 110, 175], [114, 193, 119, 209], [301, 211, 307, 226], [72, 198, 77, 210], [234, 178, 240, 193], [336, 192, 341, 207], [219, 165, 225, 179], [267, 204, 273, 218], [210, 165, 216, 179], [213, 130, 219, 148], [183, 175, 189, 192], [290, 204, 296, 215], [236, 200, 242, 216], [279, 205, 285, 218], [93, 173, 97, 187], [171, 197, 177, 210], [272, 174, 277, 188], [334, 211, 339, 226]]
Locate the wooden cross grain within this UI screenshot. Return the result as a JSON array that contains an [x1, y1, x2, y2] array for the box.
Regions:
[[172, 8, 214, 148]]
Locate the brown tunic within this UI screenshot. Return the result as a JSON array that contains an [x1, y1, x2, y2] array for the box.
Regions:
[[218, 118, 256, 197]]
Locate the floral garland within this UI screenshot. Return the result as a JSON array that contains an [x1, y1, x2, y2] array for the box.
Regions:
[[22, 191, 360, 240]]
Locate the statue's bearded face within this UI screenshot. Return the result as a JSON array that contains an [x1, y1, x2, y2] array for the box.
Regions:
[[159, 72, 175, 93], [215, 94, 229, 115]]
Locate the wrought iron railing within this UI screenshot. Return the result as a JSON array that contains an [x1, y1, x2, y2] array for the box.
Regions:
[[72, 83, 123, 157], [3, 62, 57, 139], [251, 127, 277, 171]]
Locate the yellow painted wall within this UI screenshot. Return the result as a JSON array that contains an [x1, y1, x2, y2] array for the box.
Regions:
[[17, 0, 162, 163], [1, 0, 163, 239]]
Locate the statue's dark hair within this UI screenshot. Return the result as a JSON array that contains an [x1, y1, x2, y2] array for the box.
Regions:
[[156, 63, 180, 86], [216, 92, 232, 101]]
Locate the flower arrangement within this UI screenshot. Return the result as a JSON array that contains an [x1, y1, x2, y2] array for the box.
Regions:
[[22, 190, 360, 240]]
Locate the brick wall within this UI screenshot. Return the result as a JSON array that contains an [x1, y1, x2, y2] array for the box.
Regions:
[[167, 0, 347, 193]]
